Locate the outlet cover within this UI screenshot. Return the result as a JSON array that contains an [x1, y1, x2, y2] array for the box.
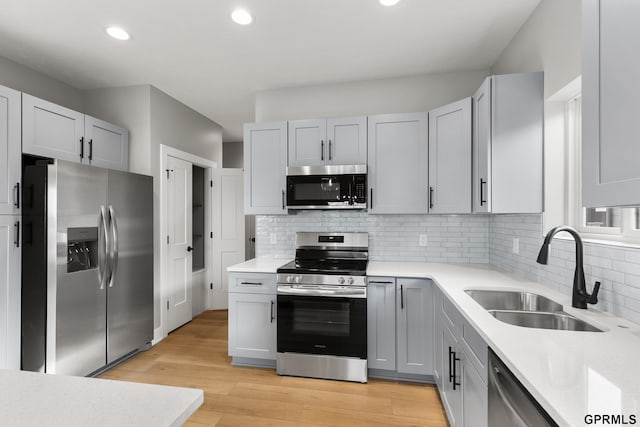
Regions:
[[270, 233, 277, 244], [419, 234, 428, 247], [512, 238, 520, 254]]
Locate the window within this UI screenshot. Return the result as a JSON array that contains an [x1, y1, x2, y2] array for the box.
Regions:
[[567, 94, 640, 242]]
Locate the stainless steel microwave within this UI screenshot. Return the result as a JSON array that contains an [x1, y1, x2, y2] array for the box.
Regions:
[[286, 165, 367, 210]]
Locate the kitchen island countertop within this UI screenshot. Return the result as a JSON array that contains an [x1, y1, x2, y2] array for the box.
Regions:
[[0, 369, 203, 427]]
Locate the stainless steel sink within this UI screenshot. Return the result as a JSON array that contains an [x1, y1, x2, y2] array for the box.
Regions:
[[465, 290, 564, 312], [465, 289, 604, 332], [488, 310, 604, 332]]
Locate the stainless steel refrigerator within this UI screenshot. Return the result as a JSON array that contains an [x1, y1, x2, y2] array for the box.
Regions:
[[21, 156, 153, 376]]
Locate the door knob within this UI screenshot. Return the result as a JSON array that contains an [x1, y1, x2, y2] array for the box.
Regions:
[[187, 246, 193, 252]]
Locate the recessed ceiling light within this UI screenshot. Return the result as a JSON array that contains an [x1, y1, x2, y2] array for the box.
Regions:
[[231, 8, 253, 25], [379, 0, 401, 6], [106, 26, 130, 41]]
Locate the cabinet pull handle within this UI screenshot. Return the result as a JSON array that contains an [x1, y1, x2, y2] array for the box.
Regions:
[[429, 186, 434, 209], [270, 300, 275, 323], [328, 140, 332, 161], [240, 282, 263, 286], [452, 351, 461, 390], [370, 188, 373, 210], [321, 140, 324, 161], [88, 139, 93, 161], [14, 221, 20, 248], [480, 178, 487, 206], [80, 136, 85, 159], [448, 346, 454, 383], [400, 284, 404, 310], [14, 182, 20, 209]]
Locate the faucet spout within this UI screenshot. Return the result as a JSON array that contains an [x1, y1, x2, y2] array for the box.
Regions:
[[536, 225, 599, 309]]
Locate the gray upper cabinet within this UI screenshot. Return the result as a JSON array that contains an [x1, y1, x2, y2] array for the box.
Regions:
[[288, 119, 326, 167], [367, 277, 396, 371], [396, 278, 433, 375], [582, 0, 640, 207], [22, 93, 84, 164], [288, 116, 366, 167], [84, 116, 129, 172], [429, 98, 472, 214], [326, 116, 367, 165], [472, 73, 544, 214], [0, 85, 21, 216], [244, 122, 288, 215], [23, 94, 129, 171], [368, 112, 429, 214]]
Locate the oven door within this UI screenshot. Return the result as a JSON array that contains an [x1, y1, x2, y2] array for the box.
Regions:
[[277, 291, 367, 359]]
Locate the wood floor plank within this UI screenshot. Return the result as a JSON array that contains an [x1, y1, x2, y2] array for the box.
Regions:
[[100, 310, 449, 426]]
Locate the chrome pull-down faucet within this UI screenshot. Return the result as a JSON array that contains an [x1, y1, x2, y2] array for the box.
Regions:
[[536, 225, 600, 309]]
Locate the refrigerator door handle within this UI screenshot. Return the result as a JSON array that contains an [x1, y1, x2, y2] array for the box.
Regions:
[[108, 205, 119, 288], [99, 206, 110, 290]]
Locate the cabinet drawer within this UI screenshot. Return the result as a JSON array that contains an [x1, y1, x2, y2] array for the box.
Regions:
[[228, 272, 277, 294], [461, 320, 488, 384], [442, 295, 462, 334]]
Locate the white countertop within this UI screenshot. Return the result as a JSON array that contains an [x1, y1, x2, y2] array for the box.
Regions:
[[0, 370, 203, 427], [226, 257, 291, 273], [368, 261, 640, 427]]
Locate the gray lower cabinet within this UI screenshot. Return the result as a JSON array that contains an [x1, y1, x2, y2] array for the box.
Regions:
[[434, 286, 488, 427], [227, 273, 277, 361], [243, 122, 288, 215], [367, 277, 433, 377]]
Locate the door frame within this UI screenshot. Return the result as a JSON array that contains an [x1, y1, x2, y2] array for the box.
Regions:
[[159, 144, 216, 340]]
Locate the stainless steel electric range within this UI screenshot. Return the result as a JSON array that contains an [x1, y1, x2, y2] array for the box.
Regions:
[[276, 232, 368, 383]]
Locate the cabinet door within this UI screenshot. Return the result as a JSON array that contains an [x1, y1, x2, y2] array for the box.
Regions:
[[367, 278, 396, 371], [288, 119, 326, 167], [368, 113, 429, 214], [462, 354, 487, 427], [396, 278, 433, 375], [0, 85, 21, 216], [440, 324, 462, 427], [22, 94, 84, 163], [472, 78, 491, 213], [429, 98, 472, 214], [432, 287, 444, 388], [243, 122, 288, 215], [583, 0, 640, 207], [228, 292, 276, 359], [326, 116, 367, 165], [85, 116, 129, 171], [0, 216, 21, 370]]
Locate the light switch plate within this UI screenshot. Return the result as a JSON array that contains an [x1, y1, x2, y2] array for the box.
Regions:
[[419, 234, 428, 247], [270, 233, 277, 244], [512, 237, 520, 254]]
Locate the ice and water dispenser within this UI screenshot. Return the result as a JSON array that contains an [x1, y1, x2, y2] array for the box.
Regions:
[[67, 227, 98, 273]]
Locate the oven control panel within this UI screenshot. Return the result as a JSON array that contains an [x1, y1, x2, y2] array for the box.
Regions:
[[277, 274, 367, 287]]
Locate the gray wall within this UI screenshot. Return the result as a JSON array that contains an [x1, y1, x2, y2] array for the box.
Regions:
[[490, 0, 581, 98], [255, 70, 489, 121], [0, 55, 83, 111], [223, 141, 243, 168]]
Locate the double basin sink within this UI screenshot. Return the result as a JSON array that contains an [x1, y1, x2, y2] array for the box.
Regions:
[[465, 290, 603, 332]]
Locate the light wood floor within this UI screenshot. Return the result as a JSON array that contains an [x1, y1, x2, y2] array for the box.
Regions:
[[100, 310, 448, 426]]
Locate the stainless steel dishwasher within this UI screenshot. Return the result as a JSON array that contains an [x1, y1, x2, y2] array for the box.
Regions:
[[488, 349, 558, 427]]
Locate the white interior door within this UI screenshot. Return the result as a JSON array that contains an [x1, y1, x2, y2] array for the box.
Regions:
[[167, 156, 193, 332], [211, 168, 245, 310]]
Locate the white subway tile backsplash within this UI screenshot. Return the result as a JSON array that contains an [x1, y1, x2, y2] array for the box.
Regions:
[[255, 211, 640, 325]]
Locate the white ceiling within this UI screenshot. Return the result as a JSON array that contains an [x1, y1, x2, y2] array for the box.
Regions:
[[0, 0, 541, 141]]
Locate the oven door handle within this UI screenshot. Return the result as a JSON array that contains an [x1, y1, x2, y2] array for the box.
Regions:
[[277, 285, 366, 299]]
